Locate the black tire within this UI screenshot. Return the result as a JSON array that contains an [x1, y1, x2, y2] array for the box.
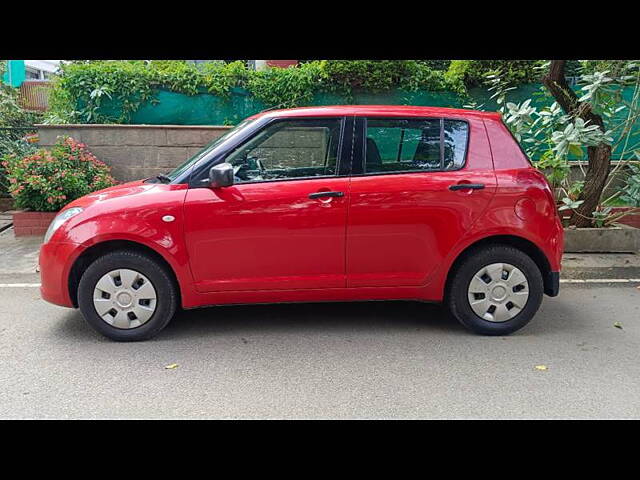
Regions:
[[446, 245, 543, 336], [77, 250, 178, 341]]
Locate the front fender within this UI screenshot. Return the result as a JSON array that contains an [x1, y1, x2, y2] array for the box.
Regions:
[[56, 187, 196, 306]]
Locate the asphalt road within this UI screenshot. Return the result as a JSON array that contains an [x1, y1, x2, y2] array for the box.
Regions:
[[0, 283, 639, 419]]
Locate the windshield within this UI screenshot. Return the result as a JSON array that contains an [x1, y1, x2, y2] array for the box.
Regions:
[[164, 118, 257, 181]]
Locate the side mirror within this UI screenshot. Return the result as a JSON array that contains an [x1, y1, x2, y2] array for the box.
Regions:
[[208, 162, 234, 188]]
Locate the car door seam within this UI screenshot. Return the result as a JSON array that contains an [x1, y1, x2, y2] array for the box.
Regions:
[[343, 116, 356, 288]]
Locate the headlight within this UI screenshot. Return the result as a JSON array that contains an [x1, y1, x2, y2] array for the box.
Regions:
[[44, 207, 83, 244]]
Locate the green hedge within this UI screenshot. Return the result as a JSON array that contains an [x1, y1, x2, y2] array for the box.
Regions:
[[47, 60, 544, 124], [445, 60, 544, 87]]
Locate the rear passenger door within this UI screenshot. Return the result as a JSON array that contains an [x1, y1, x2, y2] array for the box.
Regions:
[[346, 116, 497, 288]]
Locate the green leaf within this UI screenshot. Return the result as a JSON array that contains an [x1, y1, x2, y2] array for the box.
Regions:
[[568, 144, 584, 157]]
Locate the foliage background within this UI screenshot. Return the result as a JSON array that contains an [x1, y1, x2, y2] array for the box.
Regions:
[[0, 61, 42, 196], [46, 60, 545, 124], [6, 59, 639, 217]]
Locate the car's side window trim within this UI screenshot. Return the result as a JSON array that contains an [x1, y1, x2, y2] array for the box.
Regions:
[[217, 116, 348, 186], [338, 116, 355, 177], [351, 117, 365, 176], [439, 118, 445, 170], [353, 116, 471, 177]]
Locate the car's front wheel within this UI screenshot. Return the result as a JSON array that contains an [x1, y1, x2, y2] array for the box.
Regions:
[[446, 245, 543, 335], [77, 250, 178, 341]]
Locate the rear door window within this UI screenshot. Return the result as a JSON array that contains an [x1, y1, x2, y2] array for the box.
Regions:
[[364, 118, 468, 174]]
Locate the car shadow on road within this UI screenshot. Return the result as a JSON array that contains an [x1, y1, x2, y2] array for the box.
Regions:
[[54, 296, 575, 342], [53, 300, 468, 342], [162, 300, 465, 340]]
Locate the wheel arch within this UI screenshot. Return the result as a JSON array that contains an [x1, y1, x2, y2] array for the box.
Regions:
[[68, 239, 182, 308], [443, 234, 555, 299]]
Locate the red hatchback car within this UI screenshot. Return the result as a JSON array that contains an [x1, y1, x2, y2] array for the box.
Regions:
[[39, 106, 563, 341]]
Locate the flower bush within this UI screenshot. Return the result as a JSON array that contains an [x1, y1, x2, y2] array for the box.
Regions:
[[2, 136, 117, 212], [0, 136, 38, 197]]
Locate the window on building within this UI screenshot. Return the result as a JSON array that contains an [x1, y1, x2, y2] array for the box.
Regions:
[[25, 68, 42, 80]]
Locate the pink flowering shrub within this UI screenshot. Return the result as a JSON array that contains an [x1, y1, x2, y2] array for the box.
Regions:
[[2, 136, 117, 212]]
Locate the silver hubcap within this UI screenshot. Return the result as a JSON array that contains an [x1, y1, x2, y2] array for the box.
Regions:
[[93, 269, 157, 329], [467, 263, 529, 322]]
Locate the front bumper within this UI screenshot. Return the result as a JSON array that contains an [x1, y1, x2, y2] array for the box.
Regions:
[[544, 271, 560, 297], [39, 241, 82, 308]]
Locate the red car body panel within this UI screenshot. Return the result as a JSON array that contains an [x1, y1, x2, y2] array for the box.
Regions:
[[39, 105, 563, 310], [183, 177, 350, 292], [40, 182, 194, 307], [346, 117, 497, 288], [482, 116, 563, 272], [40, 240, 82, 307]]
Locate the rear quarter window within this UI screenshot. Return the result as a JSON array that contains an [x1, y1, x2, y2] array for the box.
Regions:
[[443, 120, 469, 170]]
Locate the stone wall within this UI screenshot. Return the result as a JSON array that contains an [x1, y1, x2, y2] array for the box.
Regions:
[[36, 124, 232, 182]]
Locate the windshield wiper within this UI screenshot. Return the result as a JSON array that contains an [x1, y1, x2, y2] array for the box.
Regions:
[[155, 174, 172, 184]]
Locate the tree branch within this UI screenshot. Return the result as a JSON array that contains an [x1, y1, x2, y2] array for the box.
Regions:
[[542, 60, 612, 228], [542, 60, 603, 129]]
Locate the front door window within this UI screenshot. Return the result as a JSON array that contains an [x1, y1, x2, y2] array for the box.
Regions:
[[225, 118, 343, 183]]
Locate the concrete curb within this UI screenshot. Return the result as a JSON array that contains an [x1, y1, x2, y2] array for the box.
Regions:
[[561, 253, 640, 280], [564, 225, 640, 253]]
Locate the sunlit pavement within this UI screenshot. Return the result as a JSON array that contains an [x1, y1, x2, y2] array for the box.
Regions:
[[0, 282, 639, 419]]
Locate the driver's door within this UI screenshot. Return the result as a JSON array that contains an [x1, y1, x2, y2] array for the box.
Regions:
[[183, 117, 351, 292]]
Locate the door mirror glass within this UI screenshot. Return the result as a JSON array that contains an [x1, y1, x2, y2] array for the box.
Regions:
[[208, 162, 235, 188]]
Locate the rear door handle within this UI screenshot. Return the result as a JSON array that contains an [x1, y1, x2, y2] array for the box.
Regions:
[[309, 191, 344, 199], [449, 183, 485, 191]]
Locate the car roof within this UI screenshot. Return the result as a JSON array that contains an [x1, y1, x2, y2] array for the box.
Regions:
[[247, 105, 502, 121]]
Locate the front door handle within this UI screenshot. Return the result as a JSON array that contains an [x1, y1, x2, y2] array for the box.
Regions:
[[449, 183, 485, 191], [308, 191, 344, 199]]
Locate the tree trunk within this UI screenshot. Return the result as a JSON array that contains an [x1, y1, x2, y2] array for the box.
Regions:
[[542, 60, 611, 228]]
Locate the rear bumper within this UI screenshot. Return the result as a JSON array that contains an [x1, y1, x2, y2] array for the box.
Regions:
[[39, 240, 82, 308], [544, 271, 560, 297]]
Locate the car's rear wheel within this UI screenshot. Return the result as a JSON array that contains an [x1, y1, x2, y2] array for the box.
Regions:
[[446, 245, 543, 335], [77, 250, 178, 341]]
